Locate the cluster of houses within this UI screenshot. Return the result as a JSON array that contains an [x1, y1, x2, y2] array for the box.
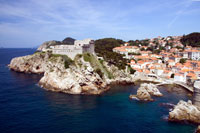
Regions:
[[113, 36, 200, 84], [149, 36, 184, 48]]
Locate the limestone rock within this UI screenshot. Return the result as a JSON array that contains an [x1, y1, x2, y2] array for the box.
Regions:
[[39, 58, 108, 95], [136, 86, 153, 101], [9, 50, 134, 95], [9, 52, 49, 74], [142, 83, 163, 97], [130, 83, 162, 101], [169, 100, 200, 124], [129, 95, 139, 100]]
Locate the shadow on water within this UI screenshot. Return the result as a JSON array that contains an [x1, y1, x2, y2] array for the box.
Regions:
[[43, 91, 101, 111], [9, 70, 43, 83]]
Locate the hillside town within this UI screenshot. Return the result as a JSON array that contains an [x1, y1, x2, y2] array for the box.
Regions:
[[113, 36, 200, 85]]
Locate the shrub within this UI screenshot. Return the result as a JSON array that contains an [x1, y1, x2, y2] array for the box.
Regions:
[[128, 66, 136, 74], [180, 58, 186, 64], [83, 53, 91, 62], [171, 73, 174, 78], [95, 38, 128, 70], [50, 54, 74, 69], [99, 59, 104, 65], [130, 68, 136, 74], [95, 68, 103, 78]]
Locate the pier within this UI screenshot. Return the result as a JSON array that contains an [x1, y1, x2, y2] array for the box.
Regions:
[[157, 81, 194, 93]]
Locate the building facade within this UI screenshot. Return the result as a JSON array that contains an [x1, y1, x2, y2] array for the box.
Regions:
[[188, 51, 200, 60], [50, 39, 95, 59]]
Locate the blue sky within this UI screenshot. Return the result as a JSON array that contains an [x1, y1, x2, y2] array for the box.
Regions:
[[0, 0, 200, 48]]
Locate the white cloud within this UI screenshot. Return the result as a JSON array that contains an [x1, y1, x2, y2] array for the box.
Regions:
[[0, 0, 199, 47], [167, 0, 193, 28]]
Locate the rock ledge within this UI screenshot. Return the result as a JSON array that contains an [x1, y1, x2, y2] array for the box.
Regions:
[[169, 100, 200, 124], [130, 83, 163, 101]]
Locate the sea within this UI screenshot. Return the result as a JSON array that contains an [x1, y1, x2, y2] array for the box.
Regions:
[[0, 48, 197, 133]]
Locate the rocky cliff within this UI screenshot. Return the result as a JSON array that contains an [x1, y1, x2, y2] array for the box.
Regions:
[[169, 100, 200, 124], [9, 52, 133, 95], [9, 52, 49, 74]]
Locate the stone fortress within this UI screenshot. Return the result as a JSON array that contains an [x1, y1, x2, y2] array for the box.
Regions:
[[38, 38, 95, 59], [51, 39, 95, 59], [193, 80, 200, 108]]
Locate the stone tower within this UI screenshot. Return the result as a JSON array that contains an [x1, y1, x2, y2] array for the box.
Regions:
[[193, 81, 200, 107]]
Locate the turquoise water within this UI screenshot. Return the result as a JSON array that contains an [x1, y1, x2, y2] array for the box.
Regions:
[[0, 48, 197, 133]]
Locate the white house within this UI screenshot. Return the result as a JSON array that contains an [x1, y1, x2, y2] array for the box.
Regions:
[[154, 68, 164, 76], [183, 52, 188, 59], [188, 50, 200, 60], [174, 73, 186, 83]]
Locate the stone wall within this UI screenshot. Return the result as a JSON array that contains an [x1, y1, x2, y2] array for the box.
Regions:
[[51, 39, 95, 59], [193, 81, 200, 107], [82, 42, 95, 54], [52, 47, 82, 59], [74, 39, 92, 47]]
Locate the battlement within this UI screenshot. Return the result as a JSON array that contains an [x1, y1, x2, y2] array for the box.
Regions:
[[50, 39, 95, 59]]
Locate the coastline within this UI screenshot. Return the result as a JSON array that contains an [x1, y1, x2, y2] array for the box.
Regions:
[[5, 48, 198, 132]]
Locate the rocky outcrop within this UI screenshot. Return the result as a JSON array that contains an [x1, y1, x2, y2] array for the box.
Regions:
[[143, 83, 163, 96], [135, 86, 153, 101], [130, 83, 162, 101], [9, 51, 134, 95], [38, 56, 108, 94], [37, 40, 61, 51], [9, 52, 50, 74], [169, 100, 200, 124]]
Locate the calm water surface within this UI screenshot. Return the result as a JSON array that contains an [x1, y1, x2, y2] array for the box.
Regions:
[[0, 48, 197, 133]]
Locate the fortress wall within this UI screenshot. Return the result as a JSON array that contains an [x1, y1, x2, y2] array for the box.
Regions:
[[52, 48, 82, 60], [82, 43, 95, 54], [51, 39, 95, 60], [193, 81, 200, 107]]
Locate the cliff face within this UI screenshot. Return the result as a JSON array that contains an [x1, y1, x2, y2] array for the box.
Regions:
[[9, 52, 49, 74], [169, 100, 200, 124], [37, 41, 61, 51], [38, 54, 108, 94], [9, 52, 133, 95]]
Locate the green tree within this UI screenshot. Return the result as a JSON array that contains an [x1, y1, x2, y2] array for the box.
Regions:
[[180, 58, 186, 64], [95, 38, 128, 70], [180, 32, 200, 47], [171, 73, 174, 78]]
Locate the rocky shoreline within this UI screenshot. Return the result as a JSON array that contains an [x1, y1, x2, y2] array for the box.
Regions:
[[9, 49, 200, 131], [9, 51, 134, 95], [9, 52, 49, 74], [168, 100, 200, 124]]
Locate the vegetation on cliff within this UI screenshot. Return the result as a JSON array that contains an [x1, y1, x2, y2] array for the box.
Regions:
[[82, 53, 113, 79], [181, 32, 200, 47], [49, 54, 74, 69], [95, 38, 128, 70]]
